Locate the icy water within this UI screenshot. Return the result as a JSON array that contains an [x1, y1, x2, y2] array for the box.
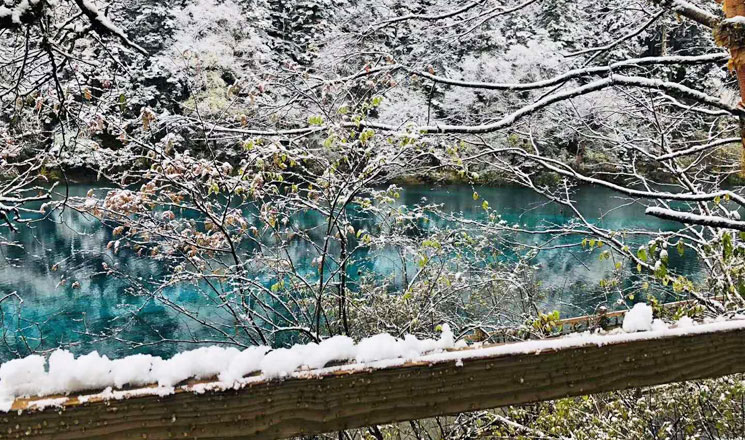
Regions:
[[0, 184, 700, 361]]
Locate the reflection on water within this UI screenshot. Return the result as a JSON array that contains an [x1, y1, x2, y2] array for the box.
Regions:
[[0, 184, 700, 361]]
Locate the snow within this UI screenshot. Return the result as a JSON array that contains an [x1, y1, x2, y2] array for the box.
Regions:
[[622, 303, 654, 332], [668, 0, 718, 25], [47, 350, 113, 394], [0, 355, 46, 402], [2, 317, 742, 412], [8, 0, 40, 24], [307, 335, 358, 369], [218, 346, 270, 385], [163, 0, 269, 73], [676, 316, 695, 328], [355, 333, 405, 362], [77, 0, 146, 53], [645, 207, 745, 230], [0, 324, 459, 410], [261, 347, 308, 379], [80, 0, 122, 36], [651, 319, 669, 332], [26, 397, 67, 411], [111, 354, 158, 388], [723, 16, 745, 26], [156, 346, 244, 387]]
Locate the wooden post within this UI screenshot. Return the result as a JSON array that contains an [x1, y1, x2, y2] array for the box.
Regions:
[[2, 322, 745, 440]]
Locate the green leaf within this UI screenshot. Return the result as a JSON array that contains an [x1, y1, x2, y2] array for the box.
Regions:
[[308, 115, 324, 126], [637, 247, 648, 262], [418, 255, 428, 267], [724, 233, 734, 260]]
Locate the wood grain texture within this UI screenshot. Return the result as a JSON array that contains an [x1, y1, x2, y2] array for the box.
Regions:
[[2, 326, 745, 440]]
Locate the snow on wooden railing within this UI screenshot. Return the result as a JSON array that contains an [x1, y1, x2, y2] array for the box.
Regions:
[[3, 315, 745, 439]]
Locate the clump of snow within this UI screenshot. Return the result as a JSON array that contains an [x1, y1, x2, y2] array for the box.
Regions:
[[306, 335, 357, 369], [0, 324, 459, 410], [724, 16, 745, 25], [355, 333, 402, 363], [0, 355, 46, 410], [356, 325, 458, 363], [218, 346, 270, 385], [26, 397, 68, 411], [622, 303, 654, 332], [260, 347, 306, 379], [152, 346, 241, 387], [676, 316, 695, 328], [47, 350, 113, 394], [111, 354, 158, 388], [651, 319, 668, 332]]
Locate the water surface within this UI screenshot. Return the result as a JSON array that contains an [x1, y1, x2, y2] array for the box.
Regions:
[[0, 184, 699, 361]]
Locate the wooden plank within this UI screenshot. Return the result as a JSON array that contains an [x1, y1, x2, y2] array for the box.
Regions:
[[2, 323, 745, 440]]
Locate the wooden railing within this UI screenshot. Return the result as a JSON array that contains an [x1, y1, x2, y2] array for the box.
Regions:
[[484, 296, 709, 343], [2, 319, 745, 440]]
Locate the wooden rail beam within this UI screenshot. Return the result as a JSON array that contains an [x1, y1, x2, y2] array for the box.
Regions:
[[2, 321, 745, 440]]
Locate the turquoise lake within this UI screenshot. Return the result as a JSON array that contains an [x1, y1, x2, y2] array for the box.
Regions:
[[0, 184, 700, 361]]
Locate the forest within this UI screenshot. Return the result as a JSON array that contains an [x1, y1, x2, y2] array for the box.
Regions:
[[2, 0, 745, 438]]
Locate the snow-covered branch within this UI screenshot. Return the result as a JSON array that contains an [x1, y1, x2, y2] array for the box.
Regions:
[[649, 0, 720, 28], [72, 0, 147, 54], [211, 73, 742, 136], [408, 53, 728, 91], [646, 207, 745, 230]]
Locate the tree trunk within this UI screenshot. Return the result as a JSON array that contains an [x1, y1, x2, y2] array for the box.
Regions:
[[718, 0, 745, 175]]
